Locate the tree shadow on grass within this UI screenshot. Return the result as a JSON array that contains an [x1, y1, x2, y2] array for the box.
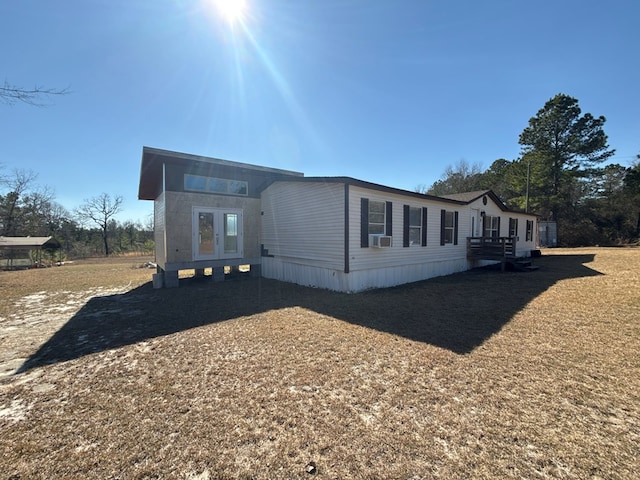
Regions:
[[17, 253, 602, 373]]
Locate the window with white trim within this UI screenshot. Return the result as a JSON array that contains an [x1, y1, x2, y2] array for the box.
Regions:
[[440, 209, 458, 245], [509, 218, 518, 238], [483, 215, 500, 237], [526, 220, 534, 241], [409, 207, 422, 246], [368, 200, 386, 235], [443, 211, 455, 244]]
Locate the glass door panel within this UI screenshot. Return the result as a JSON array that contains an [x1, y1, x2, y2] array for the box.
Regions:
[[198, 212, 215, 256], [224, 213, 238, 254]]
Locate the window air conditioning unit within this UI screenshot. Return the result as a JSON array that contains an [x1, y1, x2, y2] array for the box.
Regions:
[[369, 235, 392, 248]]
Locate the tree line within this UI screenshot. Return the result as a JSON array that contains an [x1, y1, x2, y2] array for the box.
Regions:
[[0, 168, 153, 260], [419, 94, 640, 246]]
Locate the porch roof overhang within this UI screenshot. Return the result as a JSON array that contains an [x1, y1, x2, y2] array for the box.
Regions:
[[0, 236, 61, 251], [138, 146, 304, 201]]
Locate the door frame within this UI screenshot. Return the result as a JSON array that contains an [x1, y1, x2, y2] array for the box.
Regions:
[[192, 206, 244, 261]]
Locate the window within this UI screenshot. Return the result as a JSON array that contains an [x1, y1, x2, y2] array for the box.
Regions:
[[483, 215, 500, 237], [360, 198, 392, 247], [509, 218, 518, 238], [403, 206, 428, 247], [368, 200, 386, 235], [184, 174, 248, 196], [440, 210, 458, 245], [185, 175, 207, 191], [526, 220, 534, 241], [444, 211, 455, 243]]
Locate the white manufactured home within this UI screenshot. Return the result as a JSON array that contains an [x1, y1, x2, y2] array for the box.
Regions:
[[138, 147, 538, 292]]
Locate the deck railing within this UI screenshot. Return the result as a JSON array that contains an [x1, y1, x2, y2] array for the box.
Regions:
[[467, 236, 516, 260]]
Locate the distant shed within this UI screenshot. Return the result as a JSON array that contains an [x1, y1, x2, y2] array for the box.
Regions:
[[0, 236, 61, 270], [538, 221, 558, 247]]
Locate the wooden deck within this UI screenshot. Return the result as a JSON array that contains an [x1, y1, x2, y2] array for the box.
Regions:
[[467, 237, 538, 271], [467, 236, 515, 259]]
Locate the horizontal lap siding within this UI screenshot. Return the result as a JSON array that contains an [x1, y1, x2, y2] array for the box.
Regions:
[[261, 182, 345, 270], [466, 197, 538, 256], [348, 186, 469, 273]]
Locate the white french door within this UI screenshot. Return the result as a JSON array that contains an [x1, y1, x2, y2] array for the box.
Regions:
[[193, 207, 243, 261]]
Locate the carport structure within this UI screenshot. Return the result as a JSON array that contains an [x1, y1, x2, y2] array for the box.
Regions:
[[0, 236, 61, 270]]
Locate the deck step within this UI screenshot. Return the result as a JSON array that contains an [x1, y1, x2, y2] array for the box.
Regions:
[[508, 259, 539, 272]]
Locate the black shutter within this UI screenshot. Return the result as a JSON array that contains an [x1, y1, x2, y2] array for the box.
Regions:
[[453, 211, 459, 245], [515, 218, 518, 237], [496, 216, 501, 237], [421, 207, 428, 246], [385, 201, 393, 236], [403, 205, 410, 247], [440, 209, 446, 245], [361, 198, 369, 248]]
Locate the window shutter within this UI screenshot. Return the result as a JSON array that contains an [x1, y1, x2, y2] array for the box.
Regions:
[[385, 201, 393, 236], [421, 207, 428, 246], [497, 216, 501, 237], [515, 218, 518, 237], [453, 211, 459, 245], [360, 198, 369, 247], [440, 209, 446, 246], [403, 205, 410, 247]]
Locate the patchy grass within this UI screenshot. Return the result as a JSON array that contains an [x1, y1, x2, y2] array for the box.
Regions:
[[0, 248, 638, 479]]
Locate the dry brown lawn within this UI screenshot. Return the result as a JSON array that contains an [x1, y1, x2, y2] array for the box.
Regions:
[[0, 248, 638, 479]]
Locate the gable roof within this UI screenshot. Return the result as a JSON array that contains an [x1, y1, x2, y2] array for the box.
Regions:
[[0, 236, 60, 250], [440, 190, 529, 213]]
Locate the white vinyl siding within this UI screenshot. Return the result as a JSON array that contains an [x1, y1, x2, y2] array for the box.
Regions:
[[262, 183, 539, 292], [261, 182, 345, 270], [349, 186, 469, 274]]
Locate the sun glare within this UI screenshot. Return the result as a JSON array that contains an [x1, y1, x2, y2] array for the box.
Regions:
[[214, 0, 247, 24]]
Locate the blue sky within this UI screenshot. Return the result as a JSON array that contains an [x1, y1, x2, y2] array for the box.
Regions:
[[1, 0, 638, 223]]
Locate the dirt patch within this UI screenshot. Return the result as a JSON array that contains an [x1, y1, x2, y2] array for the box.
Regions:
[[0, 249, 638, 479]]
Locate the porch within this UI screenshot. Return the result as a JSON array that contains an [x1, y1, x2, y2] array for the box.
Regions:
[[467, 236, 536, 271]]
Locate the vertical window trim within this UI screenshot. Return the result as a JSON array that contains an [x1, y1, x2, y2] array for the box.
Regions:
[[360, 198, 369, 248], [403, 205, 410, 248], [454, 211, 459, 245], [385, 201, 393, 237], [421, 207, 428, 246]]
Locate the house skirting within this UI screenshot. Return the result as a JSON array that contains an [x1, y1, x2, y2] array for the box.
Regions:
[[261, 257, 475, 293]]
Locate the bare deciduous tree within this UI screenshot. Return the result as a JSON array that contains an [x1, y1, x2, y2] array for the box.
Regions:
[[1, 80, 69, 106], [75, 193, 123, 256]]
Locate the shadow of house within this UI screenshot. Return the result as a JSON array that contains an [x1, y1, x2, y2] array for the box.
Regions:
[[17, 254, 602, 373]]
